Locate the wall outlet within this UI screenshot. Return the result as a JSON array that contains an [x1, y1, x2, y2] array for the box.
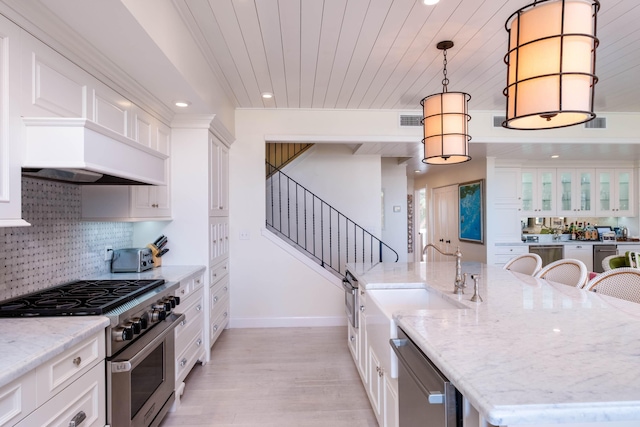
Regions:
[[104, 245, 113, 261], [239, 230, 250, 240]]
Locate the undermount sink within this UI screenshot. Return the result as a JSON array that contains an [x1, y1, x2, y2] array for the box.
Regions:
[[367, 287, 465, 318]]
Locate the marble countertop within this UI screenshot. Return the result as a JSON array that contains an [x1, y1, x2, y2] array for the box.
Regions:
[[498, 240, 639, 246], [0, 265, 205, 389], [346, 261, 640, 426]]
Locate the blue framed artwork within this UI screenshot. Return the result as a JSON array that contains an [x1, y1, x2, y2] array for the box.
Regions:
[[459, 179, 484, 244]]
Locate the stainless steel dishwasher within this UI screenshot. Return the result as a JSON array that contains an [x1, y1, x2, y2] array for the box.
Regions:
[[593, 244, 618, 273], [390, 328, 462, 427], [529, 244, 563, 267]]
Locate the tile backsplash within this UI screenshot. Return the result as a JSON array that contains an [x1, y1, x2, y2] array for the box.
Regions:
[[0, 178, 133, 300]]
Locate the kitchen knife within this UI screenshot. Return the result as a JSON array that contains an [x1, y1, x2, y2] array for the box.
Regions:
[[158, 248, 169, 257], [153, 235, 165, 246], [157, 237, 168, 249]]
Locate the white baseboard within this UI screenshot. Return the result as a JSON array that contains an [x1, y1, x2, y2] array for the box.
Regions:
[[229, 316, 347, 328]]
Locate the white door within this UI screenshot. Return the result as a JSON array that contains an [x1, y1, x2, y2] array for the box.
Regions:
[[431, 185, 459, 261]]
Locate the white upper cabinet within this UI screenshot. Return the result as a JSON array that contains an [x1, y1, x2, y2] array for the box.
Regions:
[[556, 169, 595, 217], [20, 32, 88, 118], [520, 168, 556, 217], [494, 168, 521, 205], [209, 133, 229, 216], [0, 16, 29, 227], [596, 169, 634, 217], [91, 86, 129, 137]]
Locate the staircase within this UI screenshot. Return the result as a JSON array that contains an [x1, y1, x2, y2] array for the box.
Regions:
[[265, 142, 313, 178], [266, 159, 398, 278]]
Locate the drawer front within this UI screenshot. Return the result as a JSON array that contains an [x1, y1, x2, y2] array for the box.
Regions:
[[17, 361, 105, 427], [210, 303, 230, 345], [175, 279, 192, 300], [347, 322, 358, 362], [36, 332, 105, 405], [175, 327, 205, 384], [210, 277, 229, 313], [0, 370, 37, 426], [175, 299, 205, 353], [191, 271, 205, 293], [210, 259, 229, 285], [174, 288, 205, 339]]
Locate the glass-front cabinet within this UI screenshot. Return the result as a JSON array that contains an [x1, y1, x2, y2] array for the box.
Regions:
[[557, 169, 595, 217], [596, 169, 634, 217], [521, 169, 556, 217]]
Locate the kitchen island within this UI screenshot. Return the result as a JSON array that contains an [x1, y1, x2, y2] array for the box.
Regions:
[[347, 261, 640, 426]]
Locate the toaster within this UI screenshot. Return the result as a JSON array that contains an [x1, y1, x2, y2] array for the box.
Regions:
[[111, 248, 154, 273]]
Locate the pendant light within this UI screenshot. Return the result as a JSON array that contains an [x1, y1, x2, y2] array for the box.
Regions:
[[503, 0, 600, 130], [421, 41, 471, 165]]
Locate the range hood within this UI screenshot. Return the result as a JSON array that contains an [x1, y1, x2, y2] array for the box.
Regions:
[[22, 118, 168, 185]]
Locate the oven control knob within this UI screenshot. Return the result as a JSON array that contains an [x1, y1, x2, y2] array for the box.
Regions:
[[150, 308, 166, 322], [113, 326, 133, 342], [166, 296, 177, 308], [173, 296, 181, 306], [129, 319, 142, 334], [131, 316, 147, 330]]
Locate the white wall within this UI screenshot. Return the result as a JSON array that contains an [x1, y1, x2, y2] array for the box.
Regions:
[[231, 109, 390, 327], [382, 158, 409, 262]]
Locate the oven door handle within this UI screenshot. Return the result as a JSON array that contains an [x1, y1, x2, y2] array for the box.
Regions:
[[110, 313, 185, 373]]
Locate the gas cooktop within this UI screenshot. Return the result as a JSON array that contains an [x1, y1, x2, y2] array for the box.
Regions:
[[0, 279, 165, 317]]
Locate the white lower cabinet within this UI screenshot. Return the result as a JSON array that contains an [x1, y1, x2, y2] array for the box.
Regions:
[[209, 267, 230, 347], [172, 267, 206, 410], [348, 286, 398, 427], [0, 331, 106, 427], [384, 377, 399, 427], [564, 243, 593, 271], [15, 362, 105, 427], [492, 245, 528, 268]]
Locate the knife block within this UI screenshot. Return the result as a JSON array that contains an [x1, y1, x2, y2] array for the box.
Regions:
[[146, 244, 162, 268]]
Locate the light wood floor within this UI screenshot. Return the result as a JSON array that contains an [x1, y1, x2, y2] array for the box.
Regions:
[[160, 326, 378, 427]]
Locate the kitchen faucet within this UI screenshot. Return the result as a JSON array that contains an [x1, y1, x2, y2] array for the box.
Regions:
[[422, 244, 467, 294]]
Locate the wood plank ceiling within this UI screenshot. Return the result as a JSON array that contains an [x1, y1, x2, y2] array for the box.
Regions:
[[171, 0, 640, 172], [175, 0, 640, 113]]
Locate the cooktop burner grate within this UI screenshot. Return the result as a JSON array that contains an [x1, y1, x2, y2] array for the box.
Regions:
[[0, 279, 165, 317]]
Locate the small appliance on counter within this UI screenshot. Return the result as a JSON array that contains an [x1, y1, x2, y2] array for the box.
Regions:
[[111, 247, 154, 273]]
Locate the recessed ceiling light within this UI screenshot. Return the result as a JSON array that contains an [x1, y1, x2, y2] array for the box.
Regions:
[[551, 155, 560, 159], [414, 170, 421, 173], [175, 101, 191, 108], [423, 0, 439, 5], [261, 92, 273, 99]]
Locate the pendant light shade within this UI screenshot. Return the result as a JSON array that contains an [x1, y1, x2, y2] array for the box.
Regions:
[[421, 41, 471, 165], [503, 0, 600, 130]]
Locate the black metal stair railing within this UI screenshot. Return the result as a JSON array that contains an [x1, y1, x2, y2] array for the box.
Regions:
[[266, 161, 399, 277]]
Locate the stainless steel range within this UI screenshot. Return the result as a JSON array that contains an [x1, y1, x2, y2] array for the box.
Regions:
[[0, 278, 184, 427]]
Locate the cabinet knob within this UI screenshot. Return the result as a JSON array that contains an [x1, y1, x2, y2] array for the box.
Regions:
[[72, 357, 82, 366], [197, 305, 202, 311], [213, 325, 219, 332], [360, 305, 365, 312], [180, 358, 187, 367], [350, 335, 355, 342], [196, 338, 202, 346], [224, 311, 228, 317], [213, 296, 218, 303]]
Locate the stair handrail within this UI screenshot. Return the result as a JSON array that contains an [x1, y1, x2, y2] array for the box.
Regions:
[[266, 160, 399, 276]]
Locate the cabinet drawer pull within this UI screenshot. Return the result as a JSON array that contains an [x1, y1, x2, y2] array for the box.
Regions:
[[197, 305, 202, 311], [69, 410, 86, 427], [213, 296, 218, 303], [181, 319, 187, 326], [72, 357, 82, 366], [180, 358, 187, 367], [224, 312, 228, 317], [196, 338, 202, 346], [350, 335, 355, 342], [181, 289, 186, 294], [213, 325, 219, 332], [224, 286, 228, 292]]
